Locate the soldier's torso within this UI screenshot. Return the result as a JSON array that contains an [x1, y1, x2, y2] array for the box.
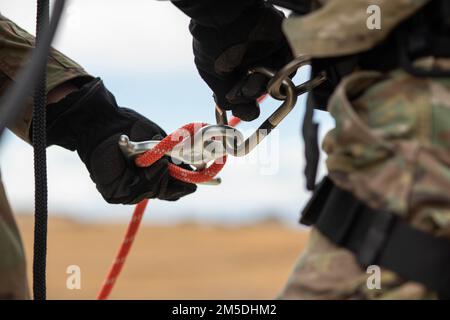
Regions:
[[274, 0, 450, 109]]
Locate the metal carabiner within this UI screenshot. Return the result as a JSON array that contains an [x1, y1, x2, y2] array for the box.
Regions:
[[118, 125, 244, 186], [267, 55, 327, 101], [118, 124, 243, 165], [215, 67, 297, 157], [118, 56, 327, 184], [118, 132, 216, 186], [214, 56, 327, 157]]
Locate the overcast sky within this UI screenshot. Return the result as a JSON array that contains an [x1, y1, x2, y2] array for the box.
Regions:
[[1, 0, 195, 74]]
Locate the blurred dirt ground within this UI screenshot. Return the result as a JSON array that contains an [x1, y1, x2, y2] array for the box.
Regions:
[[16, 215, 309, 300]]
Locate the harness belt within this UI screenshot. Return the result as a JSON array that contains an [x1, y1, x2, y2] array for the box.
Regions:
[[301, 177, 450, 299]]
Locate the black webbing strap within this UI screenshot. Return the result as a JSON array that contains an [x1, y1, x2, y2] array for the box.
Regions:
[[32, 0, 49, 300], [301, 177, 450, 299], [301, 99, 319, 191]]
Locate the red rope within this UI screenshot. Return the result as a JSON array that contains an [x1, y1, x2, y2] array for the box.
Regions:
[[96, 199, 148, 300], [135, 123, 227, 184], [97, 117, 241, 299]]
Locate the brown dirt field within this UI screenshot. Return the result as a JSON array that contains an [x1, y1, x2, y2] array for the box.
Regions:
[[16, 215, 309, 300]]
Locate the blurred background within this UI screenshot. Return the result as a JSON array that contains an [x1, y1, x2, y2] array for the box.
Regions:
[[0, 0, 333, 299]]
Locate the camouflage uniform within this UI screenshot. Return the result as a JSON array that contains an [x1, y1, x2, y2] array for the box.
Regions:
[[0, 14, 90, 299], [279, 0, 450, 299]]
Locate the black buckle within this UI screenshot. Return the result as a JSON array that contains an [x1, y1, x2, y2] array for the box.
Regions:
[[356, 210, 396, 267]]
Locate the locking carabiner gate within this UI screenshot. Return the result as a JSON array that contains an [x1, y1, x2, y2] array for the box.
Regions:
[[215, 56, 326, 157]]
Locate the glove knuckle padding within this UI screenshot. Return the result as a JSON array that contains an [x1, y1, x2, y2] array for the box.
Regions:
[[191, 3, 292, 121], [89, 134, 127, 187]]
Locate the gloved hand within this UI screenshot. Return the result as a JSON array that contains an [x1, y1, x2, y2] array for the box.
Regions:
[[44, 78, 197, 204], [188, 2, 293, 121]]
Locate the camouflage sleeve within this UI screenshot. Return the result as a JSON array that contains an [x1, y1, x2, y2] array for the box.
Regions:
[[0, 14, 92, 143], [171, 0, 261, 27]]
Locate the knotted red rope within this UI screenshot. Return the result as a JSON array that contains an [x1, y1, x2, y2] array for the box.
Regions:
[[135, 123, 227, 184], [97, 118, 241, 299]]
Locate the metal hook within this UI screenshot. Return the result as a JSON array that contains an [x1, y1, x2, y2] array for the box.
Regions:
[[267, 55, 327, 101], [215, 67, 297, 157], [119, 124, 243, 165]]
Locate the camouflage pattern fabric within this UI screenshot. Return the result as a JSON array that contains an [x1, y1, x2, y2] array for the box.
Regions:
[[0, 13, 90, 142], [280, 64, 450, 299], [282, 0, 430, 58], [0, 173, 29, 299], [0, 15, 91, 299]]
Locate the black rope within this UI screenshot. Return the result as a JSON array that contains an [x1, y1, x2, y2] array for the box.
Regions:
[[32, 0, 50, 300]]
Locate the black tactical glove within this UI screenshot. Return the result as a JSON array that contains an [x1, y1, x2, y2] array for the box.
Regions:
[[44, 78, 197, 204], [174, 1, 293, 121]]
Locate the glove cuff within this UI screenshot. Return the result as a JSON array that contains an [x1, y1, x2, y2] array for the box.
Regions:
[[45, 78, 165, 164]]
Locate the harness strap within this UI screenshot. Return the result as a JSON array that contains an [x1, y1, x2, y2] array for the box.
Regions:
[[301, 177, 450, 299], [301, 95, 319, 191]]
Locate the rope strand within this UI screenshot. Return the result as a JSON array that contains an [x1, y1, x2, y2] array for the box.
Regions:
[[33, 0, 50, 300]]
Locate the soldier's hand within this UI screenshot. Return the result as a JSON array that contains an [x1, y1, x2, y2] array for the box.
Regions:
[[44, 78, 197, 204], [190, 3, 293, 121]]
